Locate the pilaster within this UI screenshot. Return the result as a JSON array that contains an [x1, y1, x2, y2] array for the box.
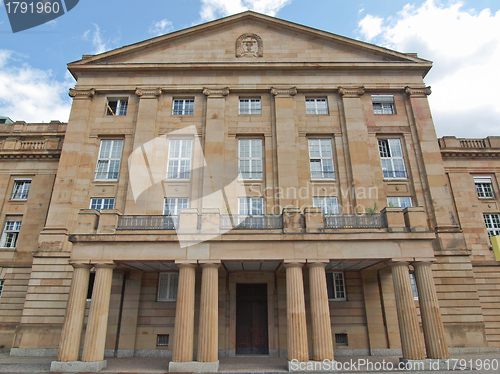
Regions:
[[412, 261, 449, 359], [390, 261, 425, 360]]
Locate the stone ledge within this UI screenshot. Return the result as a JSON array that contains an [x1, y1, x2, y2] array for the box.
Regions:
[[50, 360, 107, 372], [10, 348, 58, 357], [169, 360, 219, 373]]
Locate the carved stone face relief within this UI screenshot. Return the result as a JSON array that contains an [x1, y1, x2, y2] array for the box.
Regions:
[[236, 34, 263, 57]]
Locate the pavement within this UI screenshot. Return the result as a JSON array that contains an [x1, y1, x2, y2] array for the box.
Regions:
[[0, 350, 499, 374]]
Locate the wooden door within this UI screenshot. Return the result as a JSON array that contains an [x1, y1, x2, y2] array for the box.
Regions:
[[236, 283, 269, 354]]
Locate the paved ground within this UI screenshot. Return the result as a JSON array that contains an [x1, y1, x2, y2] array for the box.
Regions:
[[0, 350, 499, 373]]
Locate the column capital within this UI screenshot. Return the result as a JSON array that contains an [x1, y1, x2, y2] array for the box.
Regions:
[[199, 262, 221, 269], [175, 261, 198, 269], [283, 261, 305, 269], [135, 87, 162, 98], [271, 86, 297, 97], [388, 260, 411, 268], [405, 86, 432, 98], [93, 262, 115, 270], [338, 86, 365, 98], [203, 86, 230, 97], [411, 260, 435, 267], [70, 262, 92, 270], [69, 88, 95, 99], [307, 261, 328, 269]]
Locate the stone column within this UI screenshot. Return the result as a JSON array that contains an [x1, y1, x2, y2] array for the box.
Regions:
[[390, 261, 425, 360], [171, 263, 197, 362], [81, 263, 115, 363], [197, 263, 220, 363], [56, 263, 91, 362], [285, 262, 309, 362], [413, 261, 449, 359], [308, 262, 334, 361]]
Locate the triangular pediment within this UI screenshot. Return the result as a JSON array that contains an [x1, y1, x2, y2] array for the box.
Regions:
[[69, 11, 430, 72]]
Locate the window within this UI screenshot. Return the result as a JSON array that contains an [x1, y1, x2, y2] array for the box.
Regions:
[[238, 139, 263, 180], [306, 98, 328, 114], [372, 95, 395, 114], [157, 334, 169, 347], [1, 220, 21, 248], [474, 177, 495, 198], [172, 99, 194, 115], [0, 280, 3, 298], [106, 98, 128, 116], [335, 333, 348, 347], [387, 197, 413, 210], [238, 197, 264, 215], [409, 272, 419, 300], [239, 98, 261, 115], [90, 198, 115, 211], [166, 139, 192, 179], [308, 138, 335, 180], [326, 272, 346, 300], [164, 198, 188, 215], [87, 272, 95, 301], [158, 272, 179, 301], [95, 140, 124, 180], [11, 180, 31, 200], [484, 214, 500, 237], [378, 139, 407, 179], [313, 197, 339, 214]]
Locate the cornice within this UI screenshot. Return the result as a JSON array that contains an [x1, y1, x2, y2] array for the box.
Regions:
[[0, 151, 61, 160], [338, 86, 365, 98], [69, 88, 95, 99], [405, 86, 432, 97], [135, 87, 162, 98], [203, 86, 230, 97], [441, 149, 500, 158], [271, 86, 297, 97]]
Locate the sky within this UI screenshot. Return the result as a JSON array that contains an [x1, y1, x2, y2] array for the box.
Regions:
[[1, 0, 499, 138]]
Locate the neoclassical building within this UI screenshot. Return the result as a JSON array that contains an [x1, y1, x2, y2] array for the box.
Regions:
[[0, 11, 499, 372]]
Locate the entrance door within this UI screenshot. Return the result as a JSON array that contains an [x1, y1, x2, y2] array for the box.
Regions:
[[236, 283, 269, 354]]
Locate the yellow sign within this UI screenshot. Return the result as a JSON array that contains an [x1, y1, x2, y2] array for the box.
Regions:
[[490, 236, 500, 261]]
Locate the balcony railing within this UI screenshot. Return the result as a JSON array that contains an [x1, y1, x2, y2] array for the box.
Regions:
[[324, 214, 387, 229], [459, 139, 487, 148], [220, 214, 283, 230], [117, 215, 178, 230]]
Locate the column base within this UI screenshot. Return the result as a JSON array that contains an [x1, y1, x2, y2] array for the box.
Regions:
[[288, 360, 338, 372], [399, 358, 469, 371], [169, 360, 219, 373], [50, 360, 107, 372]]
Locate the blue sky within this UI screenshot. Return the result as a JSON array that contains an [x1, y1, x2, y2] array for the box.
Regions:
[[1, 0, 499, 137]]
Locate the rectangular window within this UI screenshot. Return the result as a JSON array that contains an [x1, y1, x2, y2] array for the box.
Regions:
[[106, 98, 128, 116], [313, 197, 339, 214], [158, 272, 179, 301], [166, 139, 192, 179], [90, 198, 115, 211], [238, 197, 263, 215], [0, 280, 4, 298], [1, 220, 21, 248], [239, 98, 261, 115], [387, 196, 413, 210], [308, 138, 335, 180], [484, 213, 500, 237], [238, 139, 263, 180], [95, 140, 124, 180], [326, 272, 346, 300], [164, 198, 189, 215], [474, 177, 495, 198], [409, 272, 419, 300], [372, 95, 395, 114], [378, 139, 407, 179], [11, 179, 31, 200], [306, 98, 329, 114], [335, 333, 348, 347], [157, 334, 169, 347], [172, 99, 194, 115]]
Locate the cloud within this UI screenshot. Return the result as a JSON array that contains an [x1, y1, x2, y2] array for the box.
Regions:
[[149, 19, 174, 36], [0, 50, 72, 123], [199, 0, 292, 22], [357, 0, 500, 138], [82, 24, 108, 54]]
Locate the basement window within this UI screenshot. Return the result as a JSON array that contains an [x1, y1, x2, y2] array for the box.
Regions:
[[335, 333, 348, 347], [157, 334, 169, 347]]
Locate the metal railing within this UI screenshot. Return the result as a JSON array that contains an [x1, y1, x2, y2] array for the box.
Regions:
[[460, 139, 487, 148], [220, 214, 283, 230], [324, 214, 387, 229], [117, 215, 179, 230]]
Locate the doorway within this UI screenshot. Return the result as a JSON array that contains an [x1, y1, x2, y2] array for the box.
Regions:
[[236, 283, 269, 355]]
